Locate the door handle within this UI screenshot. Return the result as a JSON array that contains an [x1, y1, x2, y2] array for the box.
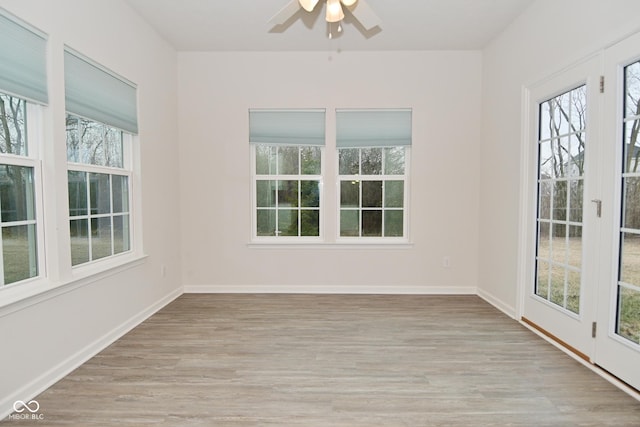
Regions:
[[591, 199, 602, 218]]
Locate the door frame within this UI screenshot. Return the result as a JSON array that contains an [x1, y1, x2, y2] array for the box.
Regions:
[[517, 53, 602, 362], [517, 30, 640, 397]]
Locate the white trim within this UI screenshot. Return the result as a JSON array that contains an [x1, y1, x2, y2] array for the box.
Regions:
[[184, 284, 476, 295], [477, 288, 517, 319], [0, 286, 181, 420], [520, 320, 640, 403], [247, 242, 413, 249]]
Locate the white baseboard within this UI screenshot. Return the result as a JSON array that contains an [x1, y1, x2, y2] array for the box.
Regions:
[[476, 288, 516, 319], [0, 287, 182, 421], [184, 284, 477, 295]]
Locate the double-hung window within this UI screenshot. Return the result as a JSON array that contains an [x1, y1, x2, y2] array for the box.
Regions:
[[250, 109, 325, 240], [64, 49, 137, 266], [66, 115, 132, 265], [0, 13, 47, 287], [337, 109, 411, 239]]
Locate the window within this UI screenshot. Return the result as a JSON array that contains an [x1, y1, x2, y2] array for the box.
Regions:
[[338, 147, 407, 237], [0, 13, 47, 288], [0, 93, 42, 285], [255, 145, 322, 237], [66, 115, 132, 266], [64, 48, 137, 267], [250, 109, 325, 240], [336, 109, 411, 239]]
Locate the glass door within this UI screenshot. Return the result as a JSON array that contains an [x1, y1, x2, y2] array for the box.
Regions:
[[595, 31, 640, 391], [522, 56, 602, 361]]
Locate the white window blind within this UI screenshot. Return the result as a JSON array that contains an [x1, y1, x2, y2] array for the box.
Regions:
[[0, 12, 47, 104], [249, 109, 325, 146], [64, 49, 138, 134], [336, 109, 412, 147]]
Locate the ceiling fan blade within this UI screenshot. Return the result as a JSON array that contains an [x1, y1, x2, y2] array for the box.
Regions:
[[268, 0, 302, 27], [299, 0, 320, 12], [347, 0, 381, 31]]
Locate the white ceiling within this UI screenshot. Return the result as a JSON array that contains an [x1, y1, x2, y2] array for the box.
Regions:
[[124, 0, 534, 51]]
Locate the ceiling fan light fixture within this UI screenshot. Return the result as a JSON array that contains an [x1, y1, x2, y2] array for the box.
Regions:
[[298, 0, 320, 12], [326, 0, 344, 23], [340, 0, 357, 7]]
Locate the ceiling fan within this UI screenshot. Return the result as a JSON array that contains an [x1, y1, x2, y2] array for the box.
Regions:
[[269, 0, 381, 36]]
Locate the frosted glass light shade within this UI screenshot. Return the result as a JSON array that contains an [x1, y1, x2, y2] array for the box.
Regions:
[[326, 0, 344, 22], [341, 0, 357, 6], [298, 0, 320, 12]]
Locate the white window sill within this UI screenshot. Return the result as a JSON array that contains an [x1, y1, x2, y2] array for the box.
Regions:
[[247, 241, 414, 250], [0, 254, 148, 317]]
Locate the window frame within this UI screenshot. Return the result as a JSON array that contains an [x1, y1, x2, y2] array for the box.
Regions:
[[66, 114, 135, 268], [251, 143, 325, 242], [0, 97, 46, 288], [336, 145, 411, 242]]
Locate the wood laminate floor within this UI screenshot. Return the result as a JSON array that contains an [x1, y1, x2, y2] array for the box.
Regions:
[[3, 294, 640, 426]]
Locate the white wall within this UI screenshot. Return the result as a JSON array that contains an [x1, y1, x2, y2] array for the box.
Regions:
[[0, 0, 181, 416], [478, 0, 640, 315], [178, 51, 482, 293]]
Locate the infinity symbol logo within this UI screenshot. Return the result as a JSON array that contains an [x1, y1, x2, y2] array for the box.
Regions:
[[13, 400, 40, 413]]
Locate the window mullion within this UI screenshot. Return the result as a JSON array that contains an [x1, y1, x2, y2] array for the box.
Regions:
[[109, 174, 114, 256], [85, 171, 93, 262], [0, 225, 5, 286]]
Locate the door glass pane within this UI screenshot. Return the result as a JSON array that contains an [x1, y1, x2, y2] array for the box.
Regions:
[[619, 233, 640, 285], [569, 179, 584, 222], [552, 181, 567, 221], [616, 60, 640, 343], [536, 259, 550, 298], [618, 286, 640, 345], [538, 181, 552, 219], [535, 86, 586, 314]]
